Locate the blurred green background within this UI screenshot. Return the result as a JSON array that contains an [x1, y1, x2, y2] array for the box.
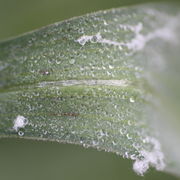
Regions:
[[0, 0, 179, 180], [0, 0, 170, 41], [0, 138, 179, 180]]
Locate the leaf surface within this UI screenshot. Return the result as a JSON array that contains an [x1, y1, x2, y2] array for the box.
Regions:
[[0, 2, 180, 176]]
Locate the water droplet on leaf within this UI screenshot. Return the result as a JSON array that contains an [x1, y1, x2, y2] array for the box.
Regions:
[[18, 131, 24, 136], [69, 59, 75, 64], [129, 97, 135, 103]]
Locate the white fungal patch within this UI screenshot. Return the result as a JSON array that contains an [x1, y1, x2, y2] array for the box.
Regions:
[[132, 137, 165, 176], [119, 22, 143, 33], [76, 32, 124, 47], [76, 34, 94, 45], [13, 115, 28, 131], [76, 15, 179, 52], [126, 22, 177, 51]]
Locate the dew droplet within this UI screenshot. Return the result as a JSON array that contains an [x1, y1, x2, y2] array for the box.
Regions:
[[18, 131, 24, 136], [109, 65, 114, 69], [130, 154, 137, 160], [120, 128, 126, 135], [128, 120, 132, 126], [126, 133, 132, 140], [103, 20, 108, 26], [56, 60, 61, 64], [129, 97, 135, 103], [112, 141, 117, 146], [69, 59, 75, 64]]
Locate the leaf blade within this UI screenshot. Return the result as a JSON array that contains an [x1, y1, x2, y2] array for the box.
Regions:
[[0, 2, 180, 176]]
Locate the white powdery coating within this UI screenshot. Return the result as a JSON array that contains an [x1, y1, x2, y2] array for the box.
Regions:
[[133, 137, 165, 176], [126, 22, 177, 51], [76, 32, 124, 48], [76, 35, 95, 46], [13, 115, 28, 131], [76, 15, 179, 52]]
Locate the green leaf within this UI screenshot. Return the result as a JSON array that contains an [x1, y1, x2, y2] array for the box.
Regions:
[[0, 2, 180, 176]]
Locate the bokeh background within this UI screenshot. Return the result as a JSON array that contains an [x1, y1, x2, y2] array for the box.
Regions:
[[0, 0, 171, 41], [0, 0, 179, 180]]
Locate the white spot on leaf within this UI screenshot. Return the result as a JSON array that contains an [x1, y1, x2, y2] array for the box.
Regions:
[[132, 137, 165, 176], [13, 115, 28, 132], [76, 15, 179, 52]]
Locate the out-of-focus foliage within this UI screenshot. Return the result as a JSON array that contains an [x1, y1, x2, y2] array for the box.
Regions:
[[0, 0, 173, 40]]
